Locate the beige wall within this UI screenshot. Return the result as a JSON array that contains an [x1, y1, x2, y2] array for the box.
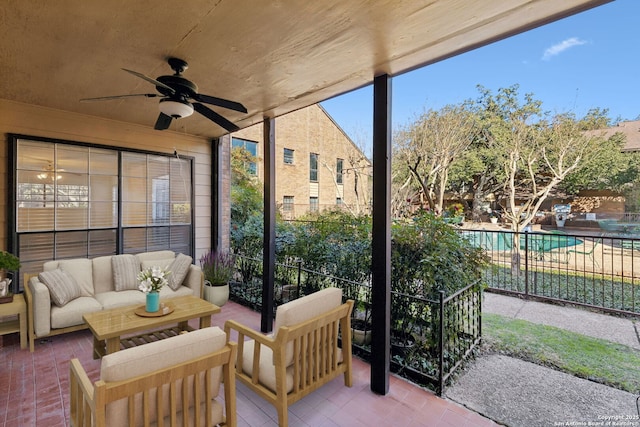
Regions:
[[0, 99, 219, 260], [232, 104, 371, 218]]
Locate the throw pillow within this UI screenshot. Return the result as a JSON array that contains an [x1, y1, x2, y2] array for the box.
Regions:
[[112, 254, 140, 291], [39, 269, 81, 307], [167, 253, 193, 291]]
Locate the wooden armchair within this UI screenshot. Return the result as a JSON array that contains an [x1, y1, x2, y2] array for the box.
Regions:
[[224, 287, 353, 427], [69, 327, 237, 427]]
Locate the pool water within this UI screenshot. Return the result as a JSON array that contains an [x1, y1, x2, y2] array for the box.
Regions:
[[464, 231, 583, 252]]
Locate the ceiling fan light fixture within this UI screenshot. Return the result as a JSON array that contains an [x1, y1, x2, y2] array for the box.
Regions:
[[159, 98, 194, 118]]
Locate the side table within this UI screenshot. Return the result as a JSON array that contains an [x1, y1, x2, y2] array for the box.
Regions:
[[0, 293, 27, 349]]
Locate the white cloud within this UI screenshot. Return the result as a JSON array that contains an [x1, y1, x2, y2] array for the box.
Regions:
[[542, 37, 587, 61]]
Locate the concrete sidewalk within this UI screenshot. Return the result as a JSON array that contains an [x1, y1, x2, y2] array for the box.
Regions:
[[444, 292, 640, 426], [483, 292, 640, 350]]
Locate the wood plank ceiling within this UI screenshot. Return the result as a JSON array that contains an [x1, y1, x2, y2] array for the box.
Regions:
[[0, 0, 612, 139]]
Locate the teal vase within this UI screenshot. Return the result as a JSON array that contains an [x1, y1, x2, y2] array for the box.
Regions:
[[146, 291, 160, 313]]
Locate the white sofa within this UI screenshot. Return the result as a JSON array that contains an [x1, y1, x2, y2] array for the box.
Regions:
[[25, 250, 203, 352]]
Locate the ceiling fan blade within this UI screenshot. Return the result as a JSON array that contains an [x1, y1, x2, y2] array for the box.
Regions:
[[80, 94, 159, 102], [122, 68, 175, 94], [154, 113, 173, 130], [193, 103, 239, 132], [193, 93, 248, 113]]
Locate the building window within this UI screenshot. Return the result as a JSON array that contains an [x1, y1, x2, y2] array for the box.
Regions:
[[13, 136, 193, 288], [283, 196, 294, 212], [232, 137, 258, 175], [284, 148, 294, 165], [336, 158, 344, 184], [310, 196, 319, 212], [336, 197, 343, 205], [310, 153, 318, 182]]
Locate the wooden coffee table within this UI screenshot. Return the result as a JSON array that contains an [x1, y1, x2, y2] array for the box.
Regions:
[[83, 295, 220, 359]]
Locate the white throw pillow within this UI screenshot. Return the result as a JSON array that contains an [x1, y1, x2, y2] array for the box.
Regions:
[[38, 268, 82, 307]]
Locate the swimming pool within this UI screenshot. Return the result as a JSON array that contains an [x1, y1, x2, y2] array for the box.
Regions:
[[463, 231, 583, 252]]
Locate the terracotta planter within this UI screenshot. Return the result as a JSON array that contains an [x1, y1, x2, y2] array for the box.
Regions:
[[203, 281, 229, 307]]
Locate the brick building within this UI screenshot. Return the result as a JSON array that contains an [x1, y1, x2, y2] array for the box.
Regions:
[[231, 104, 371, 218]]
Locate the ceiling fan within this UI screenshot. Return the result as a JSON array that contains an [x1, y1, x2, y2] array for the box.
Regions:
[[81, 57, 247, 132]]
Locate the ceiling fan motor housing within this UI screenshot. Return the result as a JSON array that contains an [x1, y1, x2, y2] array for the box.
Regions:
[[155, 75, 199, 98], [156, 73, 198, 118]]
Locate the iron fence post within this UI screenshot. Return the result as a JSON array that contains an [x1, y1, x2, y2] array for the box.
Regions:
[[296, 259, 302, 299], [438, 290, 445, 395], [524, 230, 529, 298]]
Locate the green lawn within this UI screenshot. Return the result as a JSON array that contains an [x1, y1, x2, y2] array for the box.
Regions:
[[482, 313, 640, 393]]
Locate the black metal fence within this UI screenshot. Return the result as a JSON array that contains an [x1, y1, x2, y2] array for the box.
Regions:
[[459, 228, 640, 316], [230, 255, 482, 394]]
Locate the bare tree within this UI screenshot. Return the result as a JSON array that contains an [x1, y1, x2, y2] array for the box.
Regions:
[[321, 127, 372, 216], [394, 105, 479, 216]]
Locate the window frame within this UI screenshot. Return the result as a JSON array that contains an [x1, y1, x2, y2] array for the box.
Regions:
[[310, 153, 318, 182], [309, 196, 319, 212], [232, 137, 258, 175], [336, 158, 344, 184], [283, 148, 294, 165], [9, 134, 195, 291], [283, 195, 294, 212]]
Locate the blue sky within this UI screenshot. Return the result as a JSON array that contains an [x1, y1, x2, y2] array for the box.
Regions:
[[321, 0, 638, 154]]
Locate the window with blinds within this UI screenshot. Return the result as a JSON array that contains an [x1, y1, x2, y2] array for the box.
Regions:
[[13, 137, 193, 282]]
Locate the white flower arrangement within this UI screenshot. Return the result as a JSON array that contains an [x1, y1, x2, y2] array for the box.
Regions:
[[137, 266, 171, 293]]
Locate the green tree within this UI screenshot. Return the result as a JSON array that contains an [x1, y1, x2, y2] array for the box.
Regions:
[[230, 147, 263, 255], [560, 132, 626, 194]]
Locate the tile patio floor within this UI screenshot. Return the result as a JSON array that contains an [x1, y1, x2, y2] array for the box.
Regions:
[[0, 300, 497, 426]]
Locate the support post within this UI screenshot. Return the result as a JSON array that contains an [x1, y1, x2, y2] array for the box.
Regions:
[[261, 117, 276, 333], [370, 74, 392, 395], [211, 138, 222, 253]]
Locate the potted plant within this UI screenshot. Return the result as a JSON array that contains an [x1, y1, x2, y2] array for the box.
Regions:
[[0, 251, 20, 300], [199, 250, 236, 306], [351, 300, 372, 346]]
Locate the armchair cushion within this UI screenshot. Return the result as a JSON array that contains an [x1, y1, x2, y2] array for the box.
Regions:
[[101, 327, 227, 426], [241, 339, 295, 394], [111, 254, 140, 291], [273, 287, 343, 366], [38, 269, 81, 307]]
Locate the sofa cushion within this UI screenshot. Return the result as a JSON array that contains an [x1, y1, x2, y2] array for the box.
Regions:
[[51, 296, 102, 329], [136, 250, 176, 263], [167, 253, 193, 291], [94, 290, 146, 310], [92, 255, 114, 294], [273, 287, 343, 366], [112, 254, 140, 291], [159, 285, 193, 298], [101, 327, 227, 426], [38, 269, 82, 307], [140, 258, 174, 271], [58, 259, 94, 296]]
